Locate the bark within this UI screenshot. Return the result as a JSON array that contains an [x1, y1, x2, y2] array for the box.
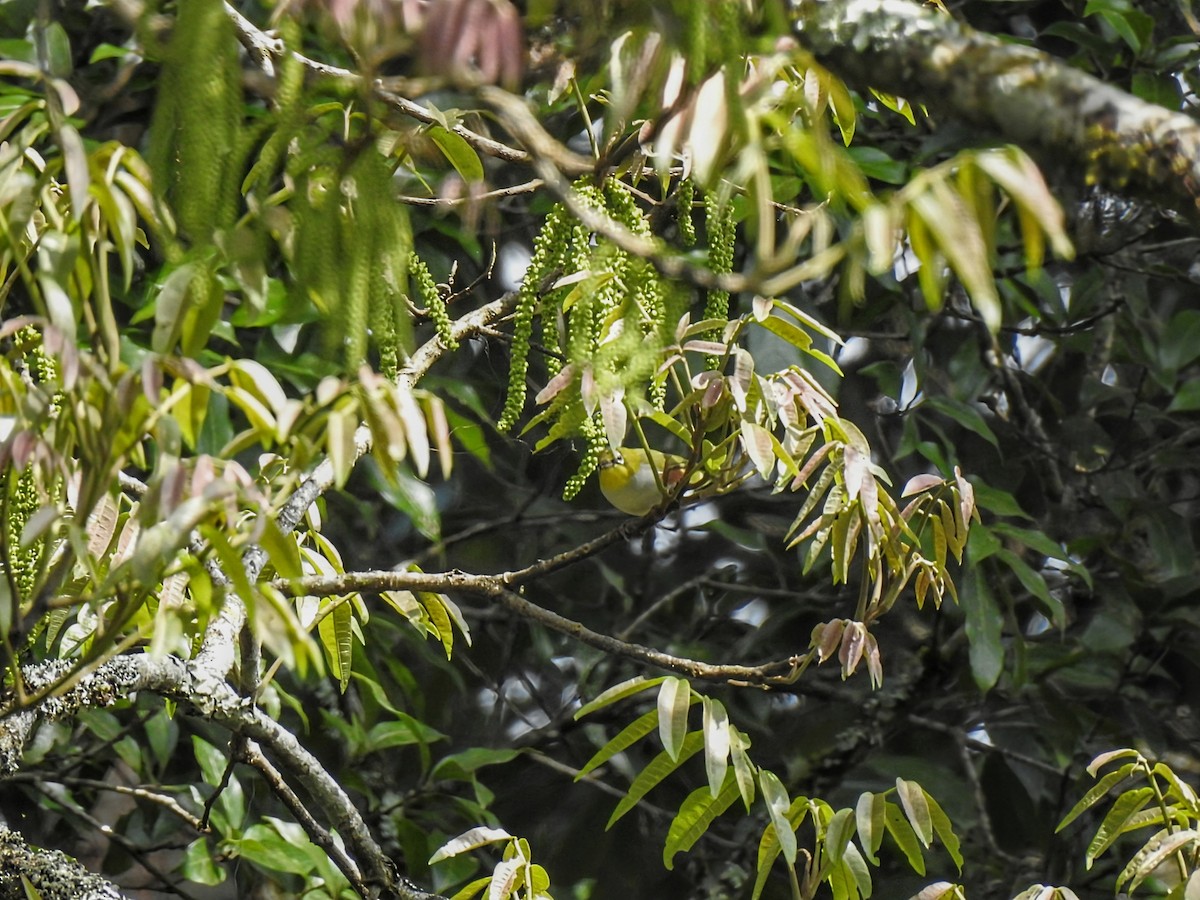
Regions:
[[0, 826, 128, 900], [793, 0, 1200, 220]]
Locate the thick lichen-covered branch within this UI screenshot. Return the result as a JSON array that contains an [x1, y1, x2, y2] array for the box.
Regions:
[[0, 826, 128, 900], [0, 656, 440, 899], [793, 0, 1200, 218]]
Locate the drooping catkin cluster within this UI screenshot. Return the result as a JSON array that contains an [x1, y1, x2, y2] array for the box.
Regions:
[[290, 145, 413, 371], [147, 0, 243, 246], [497, 178, 683, 498]]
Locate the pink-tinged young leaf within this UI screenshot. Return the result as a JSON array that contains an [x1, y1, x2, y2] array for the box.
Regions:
[[902, 473, 944, 497], [740, 421, 774, 480], [682, 340, 729, 356], [865, 634, 883, 688], [813, 619, 845, 663], [839, 621, 867, 678], [601, 389, 627, 450], [908, 882, 960, 900], [533, 365, 575, 407]]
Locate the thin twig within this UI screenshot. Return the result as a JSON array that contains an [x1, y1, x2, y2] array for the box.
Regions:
[[235, 739, 380, 899]]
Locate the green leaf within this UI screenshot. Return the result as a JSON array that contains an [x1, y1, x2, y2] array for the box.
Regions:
[[657, 676, 691, 762], [1086, 786, 1155, 866], [841, 842, 873, 898], [663, 771, 740, 869], [924, 396, 999, 450], [884, 801, 925, 875], [431, 747, 521, 781], [193, 735, 227, 788], [756, 313, 813, 352], [577, 701, 695, 779], [575, 676, 667, 719], [824, 807, 857, 865], [1168, 379, 1200, 412], [1118, 828, 1200, 893], [995, 548, 1065, 626], [427, 125, 485, 182], [234, 825, 319, 875], [925, 790, 963, 871], [961, 565, 1004, 691], [856, 791, 886, 864], [317, 597, 353, 691], [363, 715, 446, 753], [181, 838, 224, 885], [606, 730, 705, 828], [752, 797, 810, 900]]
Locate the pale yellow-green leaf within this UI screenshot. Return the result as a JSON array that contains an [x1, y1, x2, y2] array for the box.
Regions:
[[317, 597, 353, 692], [702, 697, 730, 798], [657, 676, 691, 762], [575, 676, 668, 720], [731, 727, 756, 811], [896, 779, 933, 847], [759, 770, 797, 864], [326, 405, 357, 489], [429, 826, 513, 864]]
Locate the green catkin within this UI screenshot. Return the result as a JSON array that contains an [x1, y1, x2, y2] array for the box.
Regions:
[[244, 17, 305, 196], [703, 191, 734, 322], [411, 252, 456, 350], [5, 328, 59, 600], [676, 178, 696, 246], [498, 203, 574, 432], [563, 414, 606, 500], [148, 0, 241, 243]]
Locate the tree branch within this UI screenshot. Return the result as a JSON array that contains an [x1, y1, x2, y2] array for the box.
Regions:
[[793, 0, 1200, 220], [274, 570, 802, 686], [0, 824, 129, 899], [0, 656, 435, 899]]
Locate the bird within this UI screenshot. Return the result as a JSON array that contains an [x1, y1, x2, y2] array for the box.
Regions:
[[597, 447, 691, 516]]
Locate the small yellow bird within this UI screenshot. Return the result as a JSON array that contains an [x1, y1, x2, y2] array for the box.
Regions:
[[597, 447, 691, 516]]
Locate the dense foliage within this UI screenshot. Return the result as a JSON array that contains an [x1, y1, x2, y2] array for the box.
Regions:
[[1, 0, 1200, 898]]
